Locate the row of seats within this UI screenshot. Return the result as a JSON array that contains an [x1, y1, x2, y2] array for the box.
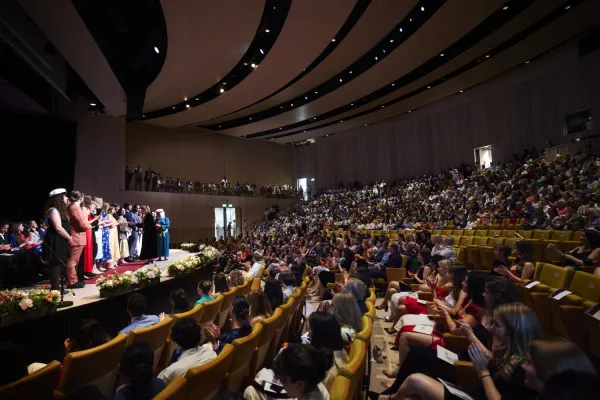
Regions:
[[0, 266, 283, 400]]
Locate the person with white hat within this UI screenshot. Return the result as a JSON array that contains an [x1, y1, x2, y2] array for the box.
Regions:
[[42, 188, 77, 290], [155, 209, 170, 261]]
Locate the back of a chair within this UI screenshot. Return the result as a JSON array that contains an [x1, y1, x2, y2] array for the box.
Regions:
[[550, 231, 573, 241], [198, 294, 224, 326], [173, 304, 205, 324], [365, 288, 376, 304], [458, 237, 473, 247], [237, 279, 253, 297], [55, 334, 128, 399], [487, 237, 504, 247], [365, 301, 376, 319], [0, 360, 61, 400], [339, 340, 367, 398], [386, 268, 406, 283], [127, 317, 175, 373], [568, 271, 600, 302], [302, 265, 311, 279], [501, 230, 515, 238], [277, 298, 295, 347], [227, 323, 263, 393], [184, 344, 235, 400], [462, 230, 475, 237], [217, 288, 238, 328], [153, 376, 189, 400], [355, 315, 373, 343], [330, 375, 352, 400], [282, 295, 298, 342], [539, 263, 575, 289], [257, 308, 284, 369]]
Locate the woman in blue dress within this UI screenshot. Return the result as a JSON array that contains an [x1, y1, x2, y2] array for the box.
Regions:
[[155, 209, 170, 261], [97, 203, 113, 269]]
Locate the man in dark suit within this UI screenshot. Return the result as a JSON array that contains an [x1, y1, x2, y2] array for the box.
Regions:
[[134, 164, 143, 191], [370, 243, 401, 280]]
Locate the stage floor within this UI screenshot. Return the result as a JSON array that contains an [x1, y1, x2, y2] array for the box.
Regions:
[[24, 249, 191, 311]]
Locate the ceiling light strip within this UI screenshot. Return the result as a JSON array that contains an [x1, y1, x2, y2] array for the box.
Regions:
[[204, 0, 372, 122], [248, 0, 531, 139], [202, 0, 446, 131], [269, 0, 582, 141], [141, 0, 292, 120]]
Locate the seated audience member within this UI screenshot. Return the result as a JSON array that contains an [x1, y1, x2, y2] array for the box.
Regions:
[[490, 244, 512, 275], [195, 280, 214, 306], [229, 269, 245, 286], [345, 277, 368, 314], [248, 290, 273, 327], [494, 241, 536, 283], [522, 339, 597, 397], [0, 341, 27, 386], [158, 318, 216, 384], [264, 279, 284, 310], [380, 302, 540, 400], [0, 221, 19, 251], [547, 229, 600, 275], [432, 236, 456, 261], [332, 292, 362, 343], [114, 342, 166, 400], [213, 273, 230, 297], [280, 273, 296, 301], [119, 294, 160, 335], [538, 371, 600, 400], [169, 288, 192, 315], [249, 253, 263, 278], [203, 296, 252, 355], [370, 242, 401, 280]]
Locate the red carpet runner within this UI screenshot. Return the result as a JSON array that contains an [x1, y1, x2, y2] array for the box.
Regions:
[[84, 259, 157, 284]]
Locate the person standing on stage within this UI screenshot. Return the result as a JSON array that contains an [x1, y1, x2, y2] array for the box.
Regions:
[[140, 205, 158, 261], [42, 189, 73, 290], [66, 191, 93, 287], [125, 203, 141, 261], [155, 209, 170, 261]]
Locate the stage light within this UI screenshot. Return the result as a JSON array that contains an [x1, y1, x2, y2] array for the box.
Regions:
[[186, 104, 190, 108], [390, 39, 394, 43], [565, 5, 571, 10], [427, 86, 431, 89], [251, 63, 256, 68], [503, 6, 509, 10], [421, 6, 425, 11], [399, 28, 403, 32], [220, 88, 225, 93], [89, 102, 97, 106], [331, 38, 336, 42], [440, 53, 444, 57], [153, 46, 159, 54], [525, 60, 530, 64], [260, 49, 264, 54], [265, 29, 270, 32]]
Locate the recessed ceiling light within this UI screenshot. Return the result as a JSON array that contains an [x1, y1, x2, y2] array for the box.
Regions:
[[220, 88, 225, 93], [142, 114, 145, 118], [291, 104, 294, 106], [251, 63, 256, 68], [153, 46, 159, 54], [399, 28, 403, 32], [502, 6, 509, 10], [381, 105, 385, 108], [186, 104, 190, 108], [265, 29, 270, 33], [364, 124, 367, 126], [249, 117, 252, 120], [349, 71, 353, 74], [89, 102, 96, 106], [260, 49, 264, 55], [421, 6, 425, 11], [279, 128, 283, 130], [339, 78, 343, 82], [392, 83, 395, 86], [305, 96, 308, 100], [410, 18, 412, 22], [565, 5, 571, 10], [351, 103, 354, 106], [325, 134, 329, 137], [440, 53, 444, 57], [314, 91, 318, 94], [486, 54, 490, 58], [340, 120, 343, 122], [427, 86, 431, 89], [280, 106, 283, 109], [196, 98, 198, 101], [525, 60, 530, 64], [408, 110, 411, 113], [331, 38, 336, 42], [375, 56, 378, 60], [244, 62, 248, 66], [390, 39, 394, 43], [218, 125, 222, 128], [383, 49, 386, 53], [313, 117, 317, 120], [459, 90, 464, 93], [303, 130, 306, 132], [172, 106, 175, 109]]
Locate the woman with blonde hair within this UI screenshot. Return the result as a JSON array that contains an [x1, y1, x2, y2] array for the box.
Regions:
[[248, 290, 273, 327], [105, 203, 121, 267], [229, 269, 245, 287], [332, 292, 363, 344], [381, 302, 540, 400]]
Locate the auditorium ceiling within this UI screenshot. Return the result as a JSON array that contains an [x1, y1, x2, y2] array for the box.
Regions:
[[19, 0, 600, 144]]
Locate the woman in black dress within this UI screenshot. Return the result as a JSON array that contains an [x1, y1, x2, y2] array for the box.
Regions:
[[139, 205, 157, 261], [42, 188, 72, 290]]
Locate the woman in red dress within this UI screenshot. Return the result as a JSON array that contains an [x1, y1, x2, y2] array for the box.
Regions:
[[82, 196, 100, 278]]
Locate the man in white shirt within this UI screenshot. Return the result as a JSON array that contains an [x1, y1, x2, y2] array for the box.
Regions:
[[432, 237, 457, 262], [249, 253, 263, 278], [158, 318, 216, 384]]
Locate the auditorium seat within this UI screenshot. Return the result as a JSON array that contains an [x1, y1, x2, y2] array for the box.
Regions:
[[183, 343, 234, 400], [257, 308, 284, 369], [251, 265, 265, 291], [54, 334, 128, 399], [153, 376, 188, 400], [236, 278, 253, 297], [517, 230, 534, 239], [365, 301, 376, 319], [277, 297, 295, 347], [466, 237, 489, 269], [455, 361, 480, 396], [173, 304, 205, 324], [550, 230, 574, 241], [126, 316, 174, 374], [226, 323, 263, 392], [0, 360, 61, 400], [330, 375, 352, 400], [355, 315, 373, 343], [443, 333, 470, 355], [216, 287, 238, 329], [366, 288, 376, 304], [532, 230, 552, 240], [479, 237, 505, 271], [501, 230, 516, 238], [487, 229, 503, 237], [197, 294, 223, 326], [462, 230, 475, 237], [452, 230, 464, 237], [547, 271, 600, 348], [338, 339, 367, 399]]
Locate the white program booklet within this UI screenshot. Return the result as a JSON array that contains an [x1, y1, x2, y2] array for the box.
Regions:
[[523, 280, 540, 289], [438, 378, 474, 400], [437, 346, 459, 365], [549, 288, 572, 300]]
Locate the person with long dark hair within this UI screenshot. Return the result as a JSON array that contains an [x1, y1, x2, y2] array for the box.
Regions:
[[42, 188, 74, 290], [264, 279, 284, 310], [114, 342, 165, 400], [139, 205, 157, 261], [203, 296, 252, 355]]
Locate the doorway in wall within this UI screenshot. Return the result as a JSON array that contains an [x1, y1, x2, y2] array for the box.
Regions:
[[214, 205, 240, 239], [297, 178, 308, 200], [474, 145, 494, 169]]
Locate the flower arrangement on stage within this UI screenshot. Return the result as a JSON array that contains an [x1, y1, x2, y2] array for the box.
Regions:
[[0, 288, 60, 317], [96, 271, 135, 291], [167, 245, 220, 277], [180, 243, 197, 251], [133, 266, 162, 285]]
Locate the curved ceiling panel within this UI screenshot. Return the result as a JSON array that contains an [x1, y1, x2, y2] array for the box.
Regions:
[[204, 0, 443, 133], [274, 0, 595, 144], [201, 0, 419, 126], [143, 0, 266, 112], [148, 0, 359, 128], [225, 0, 508, 137], [269, 0, 562, 140]]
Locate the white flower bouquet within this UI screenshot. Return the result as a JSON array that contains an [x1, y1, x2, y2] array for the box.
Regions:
[[96, 272, 134, 291], [133, 266, 161, 285]]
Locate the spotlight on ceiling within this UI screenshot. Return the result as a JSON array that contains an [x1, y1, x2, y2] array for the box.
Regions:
[[220, 88, 225, 93], [399, 28, 403, 32], [89, 102, 97, 106], [339, 78, 343, 82], [331, 38, 336, 42], [260, 49, 264, 55], [408, 110, 412, 113], [440, 53, 444, 57], [153, 46, 159, 54], [525, 60, 530, 64], [427, 86, 431, 89], [381, 105, 385, 108], [390, 39, 394, 43], [421, 6, 425, 11], [186, 104, 190, 108], [486, 54, 490, 58], [565, 5, 571, 10], [460, 90, 464, 93], [265, 28, 270, 33], [375, 56, 378, 61], [251, 63, 256, 68], [502, 6, 509, 10], [314, 91, 318, 94]]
